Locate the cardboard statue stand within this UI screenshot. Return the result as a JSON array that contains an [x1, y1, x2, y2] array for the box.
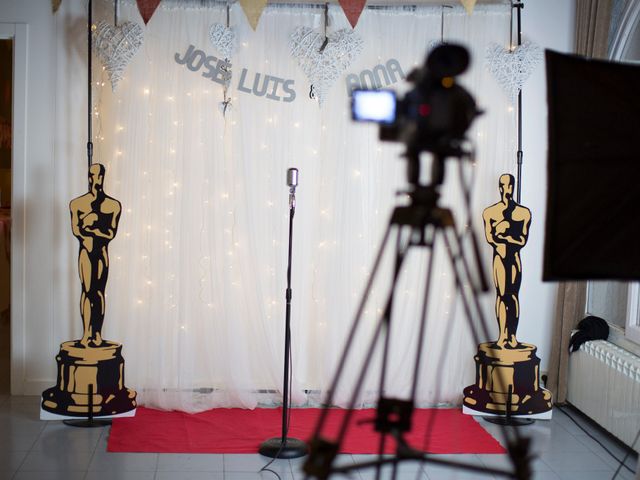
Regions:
[[463, 174, 552, 418], [41, 164, 136, 419]]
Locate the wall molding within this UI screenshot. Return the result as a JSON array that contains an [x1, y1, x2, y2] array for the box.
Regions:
[[0, 22, 28, 396]]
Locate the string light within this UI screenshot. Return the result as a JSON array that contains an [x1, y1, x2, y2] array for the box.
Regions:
[[88, 35, 456, 365]]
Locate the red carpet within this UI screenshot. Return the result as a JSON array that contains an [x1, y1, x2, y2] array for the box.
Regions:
[[108, 407, 505, 454]]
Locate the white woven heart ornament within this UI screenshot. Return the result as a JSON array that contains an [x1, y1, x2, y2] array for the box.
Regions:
[[290, 27, 363, 106], [93, 21, 144, 91], [209, 23, 237, 60], [486, 40, 542, 100]]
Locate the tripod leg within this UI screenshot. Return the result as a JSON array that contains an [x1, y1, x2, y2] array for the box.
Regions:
[[305, 222, 404, 479], [337, 226, 412, 442], [442, 227, 528, 442], [311, 220, 395, 436], [441, 226, 488, 350], [445, 227, 504, 402], [376, 226, 411, 477], [409, 224, 437, 401], [414, 227, 466, 454], [378, 226, 406, 399]]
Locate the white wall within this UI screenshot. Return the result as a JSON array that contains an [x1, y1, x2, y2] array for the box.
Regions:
[[1, 0, 575, 395], [2, 0, 57, 394], [518, 0, 576, 373]]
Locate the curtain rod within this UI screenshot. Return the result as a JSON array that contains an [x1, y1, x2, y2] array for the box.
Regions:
[[132, 0, 509, 7], [266, 0, 507, 4]]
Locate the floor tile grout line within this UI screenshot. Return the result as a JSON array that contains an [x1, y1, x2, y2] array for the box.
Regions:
[[555, 408, 639, 475], [573, 431, 636, 471], [153, 445, 160, 479], [10, 418, 46, 478]]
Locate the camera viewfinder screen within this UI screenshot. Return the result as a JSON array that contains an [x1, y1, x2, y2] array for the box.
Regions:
[[352, 90, 396, 124]]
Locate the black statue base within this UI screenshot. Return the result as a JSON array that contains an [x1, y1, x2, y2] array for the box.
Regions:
[[259, 437, 308, 459]]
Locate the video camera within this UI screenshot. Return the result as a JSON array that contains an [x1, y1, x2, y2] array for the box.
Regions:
[[352, 44, 480, 163]]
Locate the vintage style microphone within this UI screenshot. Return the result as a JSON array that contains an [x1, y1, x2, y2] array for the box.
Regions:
[[258, 168, 308, 459]]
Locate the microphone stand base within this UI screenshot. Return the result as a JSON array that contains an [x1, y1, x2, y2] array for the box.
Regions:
[[259, 437, 308, 459]]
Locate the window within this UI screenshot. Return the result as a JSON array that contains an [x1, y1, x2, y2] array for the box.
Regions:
[[625, 283, 640, 344], [586, 281, 640, 353], [584, 3, 640, 354]]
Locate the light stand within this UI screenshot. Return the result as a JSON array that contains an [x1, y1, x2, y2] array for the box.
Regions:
[[258, 168, 307, 459], [514, 0, 524, 202], [483, 1, 534, 428], [62, 0, 110, 429]]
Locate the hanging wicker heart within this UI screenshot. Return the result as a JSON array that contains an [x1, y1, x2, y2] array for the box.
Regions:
[[209, 23, 237, 61], [93, 20, 144, 92], [289, 26, 363, 106], [485, 40, 542, 100]]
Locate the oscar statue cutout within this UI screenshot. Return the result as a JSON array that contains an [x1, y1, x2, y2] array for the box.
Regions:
[[463, 174, 552, 419], [41, 164, 137, 422]]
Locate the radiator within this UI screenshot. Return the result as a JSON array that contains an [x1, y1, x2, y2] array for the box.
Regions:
[[567, 340, 640, 452]]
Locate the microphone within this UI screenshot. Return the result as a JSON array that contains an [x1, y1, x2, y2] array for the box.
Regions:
[[287, 168, 298, 209]]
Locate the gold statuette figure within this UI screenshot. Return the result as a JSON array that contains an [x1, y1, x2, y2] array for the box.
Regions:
[[484, 173, 530, 349], [463, 174, 552, 417], [71, 163, 121, 347], [42, 164, 136, 418]]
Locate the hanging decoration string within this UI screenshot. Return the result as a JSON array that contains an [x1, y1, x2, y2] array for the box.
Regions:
[[428, 5, 451, 52], [440, 5, 451, 43], [320, 3, 329, 52], [221, 1, 233, 116], [309, 3, 330, 100], [114, 0, 119, 26], [509, 1, 513, 50]]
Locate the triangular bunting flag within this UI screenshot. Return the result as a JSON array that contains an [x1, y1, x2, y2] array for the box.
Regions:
[[239, 0, 268, 31], [136, 0, 162, 25], [339, 0, 367, 29], [52, 0, 62, 14], [460, 0, 477, 15]]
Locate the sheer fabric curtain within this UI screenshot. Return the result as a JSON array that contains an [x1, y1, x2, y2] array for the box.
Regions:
[[91, 1, 514, 412]]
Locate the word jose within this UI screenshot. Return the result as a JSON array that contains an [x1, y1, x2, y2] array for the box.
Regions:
[[175, 44, 231, 85], [175, 44, 296, 103]]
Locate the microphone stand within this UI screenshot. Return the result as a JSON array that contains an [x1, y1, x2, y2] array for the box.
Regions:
[[258, 183, 308, 459]]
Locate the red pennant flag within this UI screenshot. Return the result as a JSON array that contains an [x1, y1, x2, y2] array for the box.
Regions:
[[339, 0, 367, 29], [136, 0, 162, 25]]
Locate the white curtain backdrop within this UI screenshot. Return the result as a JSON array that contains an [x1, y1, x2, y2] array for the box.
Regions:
[[87, 0, 516, 412]]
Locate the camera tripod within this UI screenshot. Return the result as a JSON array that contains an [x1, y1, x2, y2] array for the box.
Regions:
[[303, 152, 532, 480]]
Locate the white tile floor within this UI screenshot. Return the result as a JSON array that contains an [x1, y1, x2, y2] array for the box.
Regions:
[[0, 395, 637, 480]]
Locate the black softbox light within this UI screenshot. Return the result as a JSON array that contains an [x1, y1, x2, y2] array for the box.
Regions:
[[543, 50, 640, 281]]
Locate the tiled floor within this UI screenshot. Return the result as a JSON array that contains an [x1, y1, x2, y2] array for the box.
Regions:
[[0, 395, 637, 480]]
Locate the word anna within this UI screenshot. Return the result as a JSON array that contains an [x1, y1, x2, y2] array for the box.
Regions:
[[175, 44, 296, 103], [346, 58, 405, 95]]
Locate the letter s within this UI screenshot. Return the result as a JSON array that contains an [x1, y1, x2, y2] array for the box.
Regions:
[[282, 80, 296, 103]]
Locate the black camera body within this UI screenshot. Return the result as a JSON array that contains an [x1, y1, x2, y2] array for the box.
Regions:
[[352, 44, 480, 159]]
